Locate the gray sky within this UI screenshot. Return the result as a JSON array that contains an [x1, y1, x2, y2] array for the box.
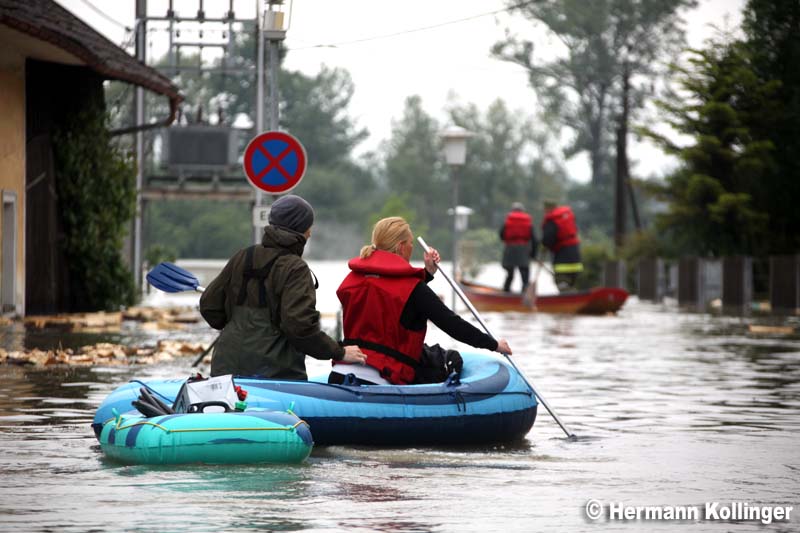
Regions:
[[56, 0, 745, 182]]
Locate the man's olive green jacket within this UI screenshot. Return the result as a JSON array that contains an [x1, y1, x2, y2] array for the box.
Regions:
[[199, 225, 343, 379]]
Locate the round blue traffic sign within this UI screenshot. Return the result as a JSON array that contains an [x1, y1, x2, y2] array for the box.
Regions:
[[243, 131, 307, 193]]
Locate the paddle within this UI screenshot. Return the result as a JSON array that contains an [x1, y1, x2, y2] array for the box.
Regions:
[[146, 262, 205, 293], [535, 259, 555, 277], [146, 262, 214, 367], [522, 246, 544, 308], [417, 236, 576, 439], [522, 263, 540, 308]]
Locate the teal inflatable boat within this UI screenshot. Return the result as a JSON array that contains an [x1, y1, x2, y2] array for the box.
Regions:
[[98, 408, 313, 465]]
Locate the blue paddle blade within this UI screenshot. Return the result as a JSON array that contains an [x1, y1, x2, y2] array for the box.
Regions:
[[146, 262, 200, 293]]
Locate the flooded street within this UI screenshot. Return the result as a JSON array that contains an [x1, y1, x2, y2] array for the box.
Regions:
[[0, 261, 798, 532]]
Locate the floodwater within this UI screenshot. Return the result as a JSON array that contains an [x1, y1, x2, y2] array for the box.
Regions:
[[1, 261, 799, 532]]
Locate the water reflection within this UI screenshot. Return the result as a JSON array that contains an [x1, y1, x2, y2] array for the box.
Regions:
[[0, 284, 799, 531]]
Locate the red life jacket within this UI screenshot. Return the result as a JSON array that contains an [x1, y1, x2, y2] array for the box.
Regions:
[[502, 211, 533, 245], [335, 250, 427, 385], [542, 206, 580, 252]]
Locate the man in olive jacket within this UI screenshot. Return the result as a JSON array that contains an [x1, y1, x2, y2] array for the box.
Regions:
[[199, 195, 366, 379]]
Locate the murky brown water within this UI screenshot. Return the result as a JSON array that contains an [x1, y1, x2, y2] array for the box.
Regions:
[[0, 261, 798, 532]]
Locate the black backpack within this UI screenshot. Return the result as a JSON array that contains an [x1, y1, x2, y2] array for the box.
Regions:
[[413, 343, 463, 384]]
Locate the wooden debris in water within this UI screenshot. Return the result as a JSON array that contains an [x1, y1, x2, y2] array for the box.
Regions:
[[23, 312, 122, 332], [0, 340, 209, 367], [123, 306, 200, 324], [747, 324, 796, 335], [13, 307, 200, 332]]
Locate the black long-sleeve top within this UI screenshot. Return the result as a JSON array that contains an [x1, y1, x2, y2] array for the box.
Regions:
[[399, 271, 498, 351]]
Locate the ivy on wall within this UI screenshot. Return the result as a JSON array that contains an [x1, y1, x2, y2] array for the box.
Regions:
[[53, 105, 137, 311]]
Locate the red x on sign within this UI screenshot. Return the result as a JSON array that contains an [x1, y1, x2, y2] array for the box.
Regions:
[[243, 131, 307, 193]]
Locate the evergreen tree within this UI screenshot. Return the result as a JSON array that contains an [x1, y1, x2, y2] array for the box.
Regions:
[[742, 0, 800, 252], [642, 37, 780, 256]]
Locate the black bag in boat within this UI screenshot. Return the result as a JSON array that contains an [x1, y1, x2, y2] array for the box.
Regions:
[[413, 343, 463, 384]]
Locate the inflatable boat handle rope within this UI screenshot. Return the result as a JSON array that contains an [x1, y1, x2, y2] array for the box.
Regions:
[[110, 408, 308, 433], [417, 236, 576, 439]]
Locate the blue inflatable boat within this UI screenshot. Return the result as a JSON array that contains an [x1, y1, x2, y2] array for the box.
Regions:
[[93, 352, 537, 446], [97, 408, 313, 465]]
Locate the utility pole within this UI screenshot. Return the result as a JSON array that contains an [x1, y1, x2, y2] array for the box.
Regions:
[[253, 1, 288, 243], [133, 0, 147, 288], [253, 0, 265, 244], [614, 61, 630, 253]]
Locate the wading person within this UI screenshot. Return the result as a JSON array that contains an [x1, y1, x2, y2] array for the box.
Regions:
[[541, 200, 583, 290], [331, 216, 512, 386], [499, 202, 537, 292], [199, 194, 366, 379]]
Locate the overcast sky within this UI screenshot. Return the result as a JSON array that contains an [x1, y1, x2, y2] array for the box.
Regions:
[[56, 0, 745, 181]]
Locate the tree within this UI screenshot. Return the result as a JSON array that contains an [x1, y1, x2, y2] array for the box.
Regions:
[[493, 0, 696, 232], [641, 37, 780, 256], [383, 96, 449, 232], [447, 99, 567, 229], [54, 105, 137, 310], [742, 0, 800, 252]]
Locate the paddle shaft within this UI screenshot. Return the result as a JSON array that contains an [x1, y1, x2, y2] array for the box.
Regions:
[[536, 259, 555, 277], [188, 284, 215, 367], [417, 236, 576, 439], [191, 336, 218, 367]]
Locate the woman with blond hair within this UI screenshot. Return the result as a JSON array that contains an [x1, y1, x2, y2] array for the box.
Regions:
[[331, 216, 512, 385]]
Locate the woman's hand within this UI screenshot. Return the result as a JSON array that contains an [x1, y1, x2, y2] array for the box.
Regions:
[[424, 247, 441, 274], [495, 339, 512, 355], [342, 345, 367, 365]]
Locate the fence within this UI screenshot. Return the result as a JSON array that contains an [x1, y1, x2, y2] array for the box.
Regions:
[[603, 254, 799, 314]]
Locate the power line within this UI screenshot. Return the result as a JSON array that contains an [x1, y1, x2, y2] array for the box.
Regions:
[[76, 0, 132, 32], [288, 0, 539, 51]]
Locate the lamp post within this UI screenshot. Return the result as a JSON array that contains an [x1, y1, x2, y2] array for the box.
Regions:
[[439, 125, 473, 310], [254, 0, 292, 243]]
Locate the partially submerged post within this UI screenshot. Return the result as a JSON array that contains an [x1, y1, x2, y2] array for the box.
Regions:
[[722, 256, 753, 313], [770, 255, 800, 314]]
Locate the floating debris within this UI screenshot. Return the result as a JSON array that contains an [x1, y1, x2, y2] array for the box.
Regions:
[[122, 306, 200, 324], [748, 324, 796, 336], [13, 307, 201, 333], [0, 340, 208, 367], [23, 312, 122, 332]]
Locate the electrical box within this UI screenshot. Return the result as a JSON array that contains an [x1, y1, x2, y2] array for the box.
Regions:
[[164, 125, 238, 171]]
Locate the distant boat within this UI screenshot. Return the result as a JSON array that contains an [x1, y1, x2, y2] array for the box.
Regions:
[[459, 279, 628, 314]]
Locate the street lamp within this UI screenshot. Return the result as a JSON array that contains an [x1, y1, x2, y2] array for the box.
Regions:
[[439, 125, 474, 309], [448, 205, 474, 233]]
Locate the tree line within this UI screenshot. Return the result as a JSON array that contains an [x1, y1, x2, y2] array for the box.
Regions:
[[97, 0, 797, 306]]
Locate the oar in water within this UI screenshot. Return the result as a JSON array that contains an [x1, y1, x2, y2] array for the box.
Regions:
[[535, 258, 555, 277], [522, 247, 545, 308], [146, 262, 215, 367], [417, 236, 577, 439]]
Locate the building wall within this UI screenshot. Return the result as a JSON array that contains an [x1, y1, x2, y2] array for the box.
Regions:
[[0, 48, 26, 315]]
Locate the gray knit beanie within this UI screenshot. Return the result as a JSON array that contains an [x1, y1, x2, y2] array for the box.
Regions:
[[268, 194, 315, 233]]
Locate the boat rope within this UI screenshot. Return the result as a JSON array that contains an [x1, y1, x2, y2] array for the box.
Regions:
[[112, 417, 309, 434]]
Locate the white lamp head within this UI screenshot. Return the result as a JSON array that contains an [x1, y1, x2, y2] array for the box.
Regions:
[[439, 125, 474, 166], [264, 0, 292, 39]]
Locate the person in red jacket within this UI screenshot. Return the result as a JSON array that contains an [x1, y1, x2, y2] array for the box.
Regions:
[[541, 200, 583, 290], [331, 216, 513, 385], [499, 202, 537, 292]]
